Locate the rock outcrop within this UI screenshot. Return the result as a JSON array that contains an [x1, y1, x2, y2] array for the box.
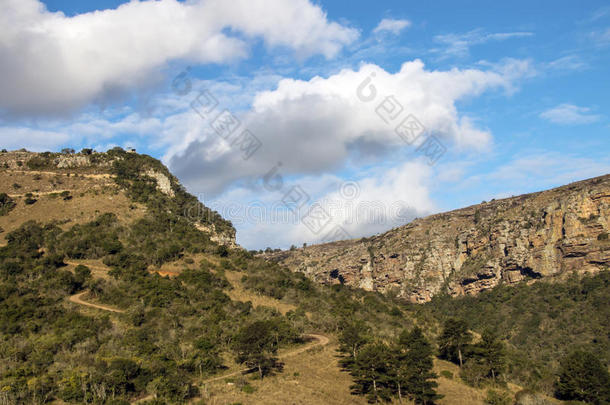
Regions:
[[0, 149, 237, 247], [266, 175, 610, 303]]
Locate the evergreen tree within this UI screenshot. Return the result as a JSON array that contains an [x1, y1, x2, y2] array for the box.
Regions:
[[338, 320, 371, 369], [233, 320, 281, 379], [398, 327, 443, 405], [555, 350, 610, 404], [350, 343, 393, 403], [461, 330, 507, 387], [473, 330, 506, 383], [438, 318, 472, 367]]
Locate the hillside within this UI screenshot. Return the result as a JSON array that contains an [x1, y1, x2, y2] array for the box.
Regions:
[[0, 149, 607, 405], [267, 174, 610, 302]]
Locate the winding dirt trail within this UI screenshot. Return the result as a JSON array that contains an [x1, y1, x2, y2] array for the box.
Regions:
[[200, 333, 330, 385], [66, 270, 330, 405], [131, 334, 331, 404], [68, 291, 125, 313]]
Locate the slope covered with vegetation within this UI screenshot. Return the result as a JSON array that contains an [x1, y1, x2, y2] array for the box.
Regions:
[[0, 149, 608, 405]]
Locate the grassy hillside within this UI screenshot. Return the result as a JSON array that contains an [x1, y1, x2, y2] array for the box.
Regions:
[[0, 149, 607, 404]]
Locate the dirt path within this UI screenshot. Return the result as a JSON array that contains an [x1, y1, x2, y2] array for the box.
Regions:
[[200, 333, 330, 385], [131, 333, 331, 404], [68, 291, 125, 313], [6, 169, 113, 179], [7, 189, 71, 198]]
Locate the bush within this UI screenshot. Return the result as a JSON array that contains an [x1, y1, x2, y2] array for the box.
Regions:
[[598, 232, 609, 241], [0, 193, 16, 216], [24, 194, 37, 205], [514, 389, 554, 405], [555, 350, 610, 404], [485, 389, 511, 405], [440, 370, 453, 379]]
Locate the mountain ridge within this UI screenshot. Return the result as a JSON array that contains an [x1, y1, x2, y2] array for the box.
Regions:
[[267, 173, 610, 302]]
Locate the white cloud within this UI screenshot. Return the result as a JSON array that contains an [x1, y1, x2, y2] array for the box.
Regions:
[[0, 0, 357, 117], [433, 29, 533, 59], [539, 103, 602, 125], [212, 160, 435, 249], [0, 126, 70, 151], [544, 55, 588, 72], [169, 59, 532, 196], [373, 18, 411, 35]]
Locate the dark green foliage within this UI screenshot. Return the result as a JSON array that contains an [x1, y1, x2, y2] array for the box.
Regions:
[[420, 271, 610, 393], [24, 193, 37, 205], [395, 327, 442, 404], [338, 320, 371, 369], [26, 153, 57, 170], [438, 318, 472, 367], [350, 342, 394, 403], [0, 193, 16, 216], [233, 320, 293, 379], [485, 389, 512, 405], [54, 213, 123, 259], [341, 327, 441, 404], [555, 351, 610, 404], [461, 330, 507, 387]]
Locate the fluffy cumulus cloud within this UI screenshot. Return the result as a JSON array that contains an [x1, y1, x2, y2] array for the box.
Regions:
[[539, 103, 602, 125], [0, 0, 358, 117], [210, 160, 435, 249], [170, 58, 532, 196], [373, 18, 411, 35]]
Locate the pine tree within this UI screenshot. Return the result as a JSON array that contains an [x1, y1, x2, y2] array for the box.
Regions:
[[233, 320, 281, 379], [438, 318, 472, 367], [350, 343, 393, 403], [338, 320, 371, 370], [555, 350, 610, 404], [474, 330, 506, 383], [398, 327, 443, 405]]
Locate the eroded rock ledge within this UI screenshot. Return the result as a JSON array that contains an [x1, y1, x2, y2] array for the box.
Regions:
[[266, 174, 610, 303]]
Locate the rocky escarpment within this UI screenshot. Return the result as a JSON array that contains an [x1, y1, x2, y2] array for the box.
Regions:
[[267, 175, 610, 303]]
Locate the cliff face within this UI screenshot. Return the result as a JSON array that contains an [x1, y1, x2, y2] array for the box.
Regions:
[[267, 175, 610, 302]]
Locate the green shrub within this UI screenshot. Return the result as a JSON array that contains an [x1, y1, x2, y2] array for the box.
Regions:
[[485, 389, 512, 405], [24, 193, 37, 205], [0, 193, 16, 216], [440, 370, 453, 379]]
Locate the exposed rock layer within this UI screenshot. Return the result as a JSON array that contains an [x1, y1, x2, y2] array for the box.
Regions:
[[267, 175, 610, 302]]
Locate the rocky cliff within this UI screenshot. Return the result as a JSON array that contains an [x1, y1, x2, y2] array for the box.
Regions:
[[267, 175, 610, 302]]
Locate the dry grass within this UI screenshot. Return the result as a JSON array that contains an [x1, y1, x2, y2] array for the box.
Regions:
[[198, 342, 526, 405], [224, 270, 297, 315], [198, 340, 370, 405], [64, 259, 112, 280], [0, 171, 146, 244]]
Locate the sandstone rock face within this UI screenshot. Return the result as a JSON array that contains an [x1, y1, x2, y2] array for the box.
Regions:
[[267, 175, 610, 303], [195, 223, 237, 248], [144, 169, 175, 197], [56, 155, 91, 168]]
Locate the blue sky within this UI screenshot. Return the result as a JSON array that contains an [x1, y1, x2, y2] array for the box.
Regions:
[[1, 0, 609, 249]]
